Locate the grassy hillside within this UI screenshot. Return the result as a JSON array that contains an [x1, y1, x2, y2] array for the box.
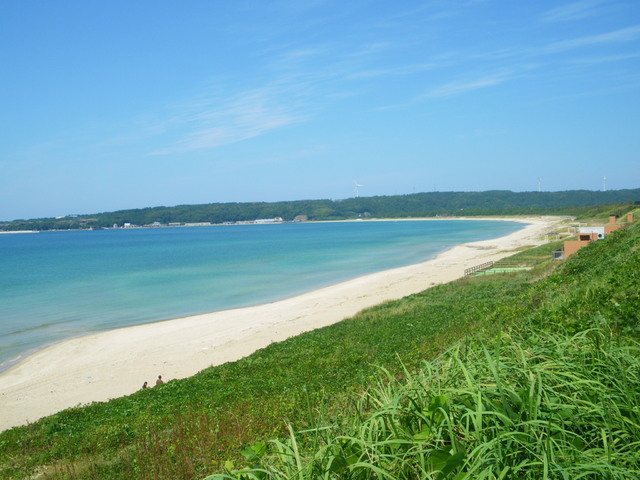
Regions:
[[214, 324, 640, 479], [0, 211, 638, 479]]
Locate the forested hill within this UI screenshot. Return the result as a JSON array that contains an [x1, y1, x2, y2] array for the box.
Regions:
[[3, 188, 640, 231]]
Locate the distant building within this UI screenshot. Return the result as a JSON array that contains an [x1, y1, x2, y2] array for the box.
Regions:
[[562, 214, 633, 259], [564, 232, 599, 259], [545, 232, 560, 241], [604, 214, 624, 235], [578, 226, 605, 239], [254, 217, 283, 224]]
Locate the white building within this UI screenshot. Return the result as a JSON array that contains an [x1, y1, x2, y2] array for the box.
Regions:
[[578, 226, 605, 239]]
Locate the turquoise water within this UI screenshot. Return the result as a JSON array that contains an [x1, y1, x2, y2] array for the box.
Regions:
[[0, 220, 523, 370]]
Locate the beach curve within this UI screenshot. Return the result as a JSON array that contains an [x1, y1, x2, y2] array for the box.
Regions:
[[0, 216, 565, 431]]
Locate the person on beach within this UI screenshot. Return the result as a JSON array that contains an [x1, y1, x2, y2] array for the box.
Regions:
[[155, 375, 164, 386], [142, 381, 148, 389]]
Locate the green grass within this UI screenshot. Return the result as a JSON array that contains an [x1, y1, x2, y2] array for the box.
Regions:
[[211, 325, 640, 479], [1, 211, 638, 479]]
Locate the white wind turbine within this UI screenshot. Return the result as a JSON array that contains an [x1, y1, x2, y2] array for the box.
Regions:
[[353, 180, 364, 198]]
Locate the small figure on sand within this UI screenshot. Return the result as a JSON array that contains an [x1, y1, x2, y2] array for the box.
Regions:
[[142, 381, 148, 389], [155, 375, 164, 386]]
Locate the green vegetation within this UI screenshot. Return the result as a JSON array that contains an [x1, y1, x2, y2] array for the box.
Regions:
[[0, 208, 638, 479], [1, 188, 639, 230], [210, 328, 640, 479]]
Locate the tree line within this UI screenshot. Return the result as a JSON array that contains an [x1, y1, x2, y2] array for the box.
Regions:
[[2, 189, 639, 231]]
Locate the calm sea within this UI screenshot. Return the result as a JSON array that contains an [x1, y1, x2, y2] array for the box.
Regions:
[[0, 220, 522, 371]]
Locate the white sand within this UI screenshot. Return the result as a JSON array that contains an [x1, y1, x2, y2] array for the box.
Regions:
[[0, 216, 565, 431]]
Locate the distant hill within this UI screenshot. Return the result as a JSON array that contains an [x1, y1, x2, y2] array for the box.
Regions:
[[2, 188, 639, 231]]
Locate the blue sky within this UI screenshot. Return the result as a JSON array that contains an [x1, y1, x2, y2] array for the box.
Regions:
[[1, 0, 639, 221]]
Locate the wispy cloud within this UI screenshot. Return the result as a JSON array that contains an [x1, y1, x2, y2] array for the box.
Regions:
[[146, 38, 408, 155], [540, 0, 607, 23], [142, 1, 476, 156], [480, 25, 640, 60], [545, 24, 640, 52], [149, 84, 309, 156], [420, 69, 519, 99], [147, 9, 640, 156], [373, 66, 525, 110], [346, 60, 452, 80], [568, 52, 640, 65]]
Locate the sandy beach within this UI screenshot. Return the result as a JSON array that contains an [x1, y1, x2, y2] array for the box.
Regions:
[[0, 216, 565, 431]]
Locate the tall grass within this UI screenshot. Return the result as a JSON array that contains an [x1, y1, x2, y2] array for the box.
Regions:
[[210, 324, 640, 479]]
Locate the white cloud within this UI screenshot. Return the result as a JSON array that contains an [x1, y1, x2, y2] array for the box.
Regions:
[[568, 52, 640, 65], [146, 13, 640, 156], [546, 25, 640, 52], [541, 0, 606, 23], [149, 85, 309, 155], [421, 70, 517, 99]]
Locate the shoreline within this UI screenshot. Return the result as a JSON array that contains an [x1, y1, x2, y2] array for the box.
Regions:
[[0, 216, 565, 431]]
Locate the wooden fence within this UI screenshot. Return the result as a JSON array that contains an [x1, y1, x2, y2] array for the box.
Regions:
[[464, 260, 533, 276], [464, 261, 494, 276]]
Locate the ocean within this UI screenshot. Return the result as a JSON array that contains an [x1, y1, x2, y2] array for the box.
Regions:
[[0, 219, 523, 371]]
